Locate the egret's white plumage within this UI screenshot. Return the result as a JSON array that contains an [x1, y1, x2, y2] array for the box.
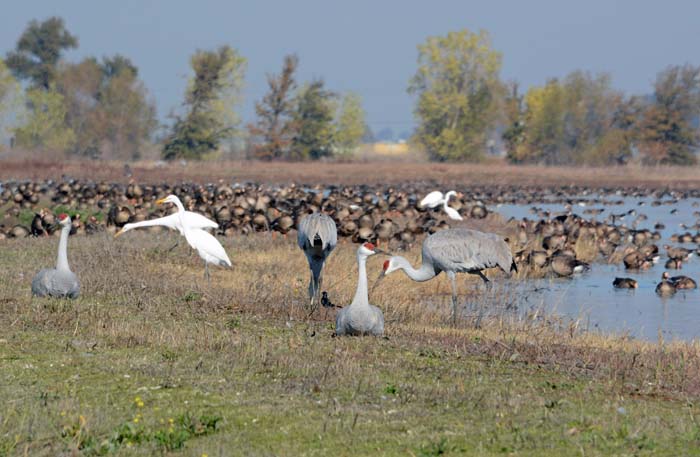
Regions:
[[156, 195, 231, 283], [115, 212, 217, 237], [420, 191, 447, 209], [31, 214, 80, 298], [420, 190, 463, 220], [335, 243, 384, 336]]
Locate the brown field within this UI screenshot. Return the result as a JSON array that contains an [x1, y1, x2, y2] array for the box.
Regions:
[[3, 158, 700, 454], [2, 230, 700, 455], [2, 158, 700, 188]]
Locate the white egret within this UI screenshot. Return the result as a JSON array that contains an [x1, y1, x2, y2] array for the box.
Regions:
[[114, 212, 218, 238], [156, 195, 231, 284], [419, 190, 463, 221]]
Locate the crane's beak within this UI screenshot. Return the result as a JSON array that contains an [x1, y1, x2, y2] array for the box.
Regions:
[[155, 198, 167, 205], [373, 248, 392, 256], [114, 228, 125, 238], [371, 271, 385, 292]]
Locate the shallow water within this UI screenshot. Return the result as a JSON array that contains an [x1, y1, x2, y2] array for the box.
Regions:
[[494, 195, 700, 342]]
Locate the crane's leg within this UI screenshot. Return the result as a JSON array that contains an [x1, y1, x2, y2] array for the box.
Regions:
[[204, 262, 211, 287], [448, 271, 458, 325], [167, 239, 180, 253], [475, 271, 490, 284]]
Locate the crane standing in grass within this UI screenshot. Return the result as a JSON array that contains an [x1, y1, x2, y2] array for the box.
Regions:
[[376, 228, 516, 323], [156, 195, 231, 284], [31, 213, 80, 298], [297, 213, 337, 308], [336, 243, 385, 336]]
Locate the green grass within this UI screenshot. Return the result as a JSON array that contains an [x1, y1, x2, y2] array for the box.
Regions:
[[1, 233, 700, 455]]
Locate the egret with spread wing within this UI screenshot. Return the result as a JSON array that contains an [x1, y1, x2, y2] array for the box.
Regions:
[[115, 212, 218, 237], [156, 195, 231, 284]]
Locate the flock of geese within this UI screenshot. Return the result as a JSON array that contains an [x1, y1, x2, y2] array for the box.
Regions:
[[13, 177, 700, 332], [28, 191, 516, 336]]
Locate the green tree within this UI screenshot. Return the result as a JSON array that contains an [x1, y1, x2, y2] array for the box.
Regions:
[[0, 58, 24, 147], [163, 46, 246, 160], [408, 29, 503, 161], [14, 87, 75, 150], [56, 55, 157, 159], [290, 80, 337, 160], [507, 71, 631, 165], [334, 92, 366, 155], [636, 64, 700, 165], [6, 17, 78, 89], [248, 54, 299, 160]]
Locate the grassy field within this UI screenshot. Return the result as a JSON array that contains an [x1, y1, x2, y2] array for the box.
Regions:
[[3, 158, 700, 188], [2, 230, 700, 456]]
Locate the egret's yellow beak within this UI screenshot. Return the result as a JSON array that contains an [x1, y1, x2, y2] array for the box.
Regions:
[[114, 228, 125, 238], [155, 197, 167, 205]]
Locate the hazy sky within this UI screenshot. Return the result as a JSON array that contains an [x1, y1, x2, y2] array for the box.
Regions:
[[3, 1, 700, 136]]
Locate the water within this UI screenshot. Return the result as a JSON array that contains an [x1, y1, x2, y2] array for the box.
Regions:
[[494, 195, 700, 342]]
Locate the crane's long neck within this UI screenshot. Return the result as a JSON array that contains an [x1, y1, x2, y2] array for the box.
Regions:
[[56, 223, 71, 272], [394, 256, 437, 282], [351, 254, 370, 308]]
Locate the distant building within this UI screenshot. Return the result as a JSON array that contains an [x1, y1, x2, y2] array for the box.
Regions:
[[371, 142, 409, 155]]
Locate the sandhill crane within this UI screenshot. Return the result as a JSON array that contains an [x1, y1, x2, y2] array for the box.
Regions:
[[420, 190, 463, 221], [335, 243, 385, 336], [31, 214, 80, 298], [377, 228, 516, 323], [156, 195, 231, 284], [297, 213, 337, 307]]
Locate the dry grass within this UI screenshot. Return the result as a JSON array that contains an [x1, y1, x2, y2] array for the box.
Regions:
[[3, 158, 700, 188], [2, 232, 700, 455]]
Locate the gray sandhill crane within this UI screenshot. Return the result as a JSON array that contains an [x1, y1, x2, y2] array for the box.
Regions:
[[297, 213, 337, 307], [378, 228, 516, 323], [31, 213, 80, 298], [335, 243, 385, 336]]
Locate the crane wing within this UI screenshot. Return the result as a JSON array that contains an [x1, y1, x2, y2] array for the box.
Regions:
[[297, 213, 337, 253], [424, 228, 513, 274]]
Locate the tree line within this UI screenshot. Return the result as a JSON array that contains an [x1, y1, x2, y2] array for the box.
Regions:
[[1, 17, 699, 165]]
